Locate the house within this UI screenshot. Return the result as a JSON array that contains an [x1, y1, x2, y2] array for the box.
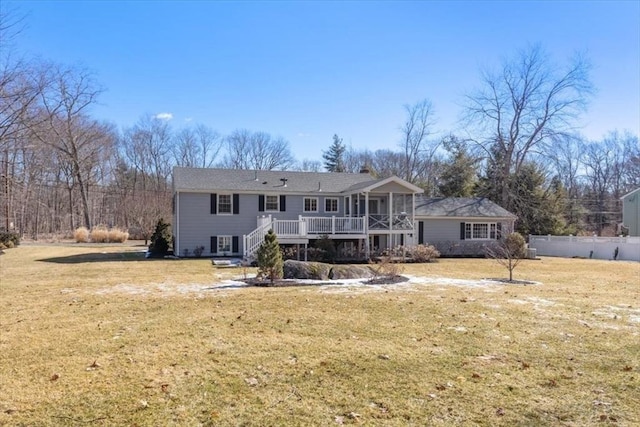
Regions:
[[621, 187, 640, 236], [173, 167, 424, 259], [172, 167, 517, 259], [413, 197, 517, 257]]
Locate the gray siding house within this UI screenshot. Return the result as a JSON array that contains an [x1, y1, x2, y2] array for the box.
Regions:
[[173, 167, 424, 259], [414, 197, 517, 256], [172, 167, 517, 258], [621, 187, 640, 236]]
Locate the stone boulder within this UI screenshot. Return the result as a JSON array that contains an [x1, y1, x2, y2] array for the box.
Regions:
[[283, 260, 331, 280], [283, 260, 376, 280], [329, 264, 375, 280]]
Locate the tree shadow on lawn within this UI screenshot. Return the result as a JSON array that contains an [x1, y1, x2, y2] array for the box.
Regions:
[[38, 251, 148, 264]]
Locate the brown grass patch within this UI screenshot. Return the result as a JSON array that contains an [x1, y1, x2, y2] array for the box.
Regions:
[[0, 244, 638, 426]]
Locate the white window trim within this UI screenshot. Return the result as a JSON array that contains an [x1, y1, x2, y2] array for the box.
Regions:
[[465, 222, 497, 240], [303, 197, 319, 213], [265, 194, 280, 212], [217, 193, 233, 215], [324, 197, 339, 213], [217, 235, 232, 253]]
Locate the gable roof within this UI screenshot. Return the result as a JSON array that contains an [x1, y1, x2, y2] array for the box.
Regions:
[[173, 167, 417, 194], [621, 187, 640, 200], [415, 196, 516, 219], [343, 176, 424, 194]]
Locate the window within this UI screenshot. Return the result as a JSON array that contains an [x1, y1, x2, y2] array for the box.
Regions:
[[218, 194, 232, 214], [465, 222, 497, 240], [265, 195, 279, 211], [218, 236, 232, 253], [344, 197, 350, 215], [325, 197, 339, 213], [304, 197, 318, 213]]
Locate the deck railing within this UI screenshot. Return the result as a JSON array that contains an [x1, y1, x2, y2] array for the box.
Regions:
[[244, 214, 412, 258], [304, 216, 365, 234], [368, 213, 414, 230]]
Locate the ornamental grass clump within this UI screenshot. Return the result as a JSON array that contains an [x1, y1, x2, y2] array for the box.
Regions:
[[107, 227, 129, 243], [89, 225, 110, 243], [73, 227, 90, 243]]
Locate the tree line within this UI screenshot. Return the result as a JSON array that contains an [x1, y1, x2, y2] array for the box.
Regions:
[[1, 10, 638, 240]]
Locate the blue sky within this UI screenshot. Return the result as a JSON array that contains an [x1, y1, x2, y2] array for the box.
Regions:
[[10, 0, 640, 163]]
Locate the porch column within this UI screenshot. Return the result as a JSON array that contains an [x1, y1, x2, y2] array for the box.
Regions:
[[364, 192, 369, 232], [389, 192, 393, 232], [364, 192, 370, 258], [412, 193, 416, 241]]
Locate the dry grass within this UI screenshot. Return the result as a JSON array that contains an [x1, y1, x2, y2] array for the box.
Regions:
[[73, 227, 89, 243], [107, 227, 129, 243], [89, 226, 110, 243], [0, 244, 638, 426]]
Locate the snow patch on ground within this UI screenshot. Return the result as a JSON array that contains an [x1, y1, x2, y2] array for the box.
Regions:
[[94, 275, 541, 297], [591, 305, 640, 323]]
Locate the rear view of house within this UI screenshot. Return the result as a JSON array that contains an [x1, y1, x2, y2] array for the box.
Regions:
[[172, 167, 424, 259], [172, 167, 517, 259]]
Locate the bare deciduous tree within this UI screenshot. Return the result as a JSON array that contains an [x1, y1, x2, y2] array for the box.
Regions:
[[29, 64, 110, 229], [174, 124, 222, 168], [223, 129, 294, 170], [399, 99, 438, 184], [485, 230, 527, 282], [465, 45, 592, 211]]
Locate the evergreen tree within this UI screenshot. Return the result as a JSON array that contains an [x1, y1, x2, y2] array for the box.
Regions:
[[256, 229, 283, 283], [509, 163, 569, 236], [149, 218, 172, 256], [439, 137, 478, 197], [323, 134, 346, 172]]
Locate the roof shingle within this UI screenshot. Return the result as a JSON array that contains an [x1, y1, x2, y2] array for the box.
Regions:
[[415, 196, 516, 219], [173, 167, 377, 194]]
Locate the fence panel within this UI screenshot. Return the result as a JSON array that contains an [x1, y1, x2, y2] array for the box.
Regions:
[[529, 235, 640, 261]]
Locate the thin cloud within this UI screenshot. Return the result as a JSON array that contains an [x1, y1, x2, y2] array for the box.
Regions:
[[155, 112, 173, 121]]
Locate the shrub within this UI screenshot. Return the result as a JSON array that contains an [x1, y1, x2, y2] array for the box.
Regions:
[[108, 227, 129, 243], [193, 245, 205, 257], [89, 225, 110, 243], [149, 218, 172, 256], [73, 227, 90, 243], [256, 229, 283, 283], [0, 231, 20, 249], [371, 256, 404, 281], [313, 235, 336, 263], [306, 247, 326, 262], [410, 244, 440, 263]]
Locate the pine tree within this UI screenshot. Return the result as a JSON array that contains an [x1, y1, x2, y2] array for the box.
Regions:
[[323, 134, 346, 172], [256, 229, 283, 283], [439, 137, 478, 197], [149, 218, 172, 256]]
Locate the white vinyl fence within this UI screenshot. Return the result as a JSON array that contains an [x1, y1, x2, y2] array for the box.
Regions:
[[529, 235, 640, 262]]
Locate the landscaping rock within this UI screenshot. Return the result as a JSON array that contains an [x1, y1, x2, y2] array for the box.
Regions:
[[329, 264, 375, 280], [283, 260, 331, 280], [283, 260, 376, 280]]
